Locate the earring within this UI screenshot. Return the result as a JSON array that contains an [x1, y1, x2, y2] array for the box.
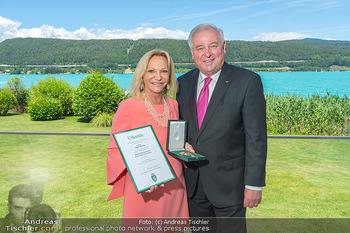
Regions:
[[140, 81, 144, 91]]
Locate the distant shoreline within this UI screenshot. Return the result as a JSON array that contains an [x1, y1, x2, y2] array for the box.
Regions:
[[1, 72, 350, 98]]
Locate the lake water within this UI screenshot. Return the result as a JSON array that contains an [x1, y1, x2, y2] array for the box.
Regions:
[[1, 71, 349, 97]]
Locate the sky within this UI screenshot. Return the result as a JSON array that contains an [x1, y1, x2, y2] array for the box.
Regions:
[[0, 0, 349, 43]]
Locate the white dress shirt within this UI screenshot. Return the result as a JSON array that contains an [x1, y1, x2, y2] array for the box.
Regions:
[[196, 71, 221, 103]]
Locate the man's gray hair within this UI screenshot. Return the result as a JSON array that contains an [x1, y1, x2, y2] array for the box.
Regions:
[[188, 24, 225, 49]]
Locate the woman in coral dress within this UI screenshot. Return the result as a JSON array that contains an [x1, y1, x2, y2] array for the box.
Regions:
[[107, 50, 190, 219]]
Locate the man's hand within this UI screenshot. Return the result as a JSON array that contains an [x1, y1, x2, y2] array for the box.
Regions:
[[243, 188, 262, 208], [185, 142, 195, 153]]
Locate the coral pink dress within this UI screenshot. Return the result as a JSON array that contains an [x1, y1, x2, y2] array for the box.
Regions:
[[107, 97, 189, 218]]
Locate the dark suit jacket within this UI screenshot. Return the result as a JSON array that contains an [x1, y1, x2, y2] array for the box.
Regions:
[[176, 62, 267, 208]]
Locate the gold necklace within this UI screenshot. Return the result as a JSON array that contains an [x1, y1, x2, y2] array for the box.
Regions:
[[144, 94, 170, 127]]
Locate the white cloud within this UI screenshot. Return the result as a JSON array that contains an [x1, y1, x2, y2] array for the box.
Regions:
[[252, 32, 310, 41], [0, 16, 189, 42], [0, 16, 22, 41]]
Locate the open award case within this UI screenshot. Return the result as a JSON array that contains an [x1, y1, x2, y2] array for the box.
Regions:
[[166, 120, 206, 162]]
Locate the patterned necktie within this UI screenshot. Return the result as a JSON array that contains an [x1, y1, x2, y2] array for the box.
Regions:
[[197, 77, 212, 129]]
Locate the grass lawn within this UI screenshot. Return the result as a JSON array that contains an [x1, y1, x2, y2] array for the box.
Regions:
[[0, 114, 349, 218]]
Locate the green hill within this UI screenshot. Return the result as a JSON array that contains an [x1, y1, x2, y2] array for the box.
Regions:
[[1, 38, 350, 73]]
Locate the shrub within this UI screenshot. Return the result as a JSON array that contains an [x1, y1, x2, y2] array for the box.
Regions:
[[27, 97, 63, 121], [90, 112, 114, 127], [4, 76, 29, 113], [30, 76, 74, 115], [73, 71, 125, 121], [266, 93, 350, 136], [0, 89, 18, 115]]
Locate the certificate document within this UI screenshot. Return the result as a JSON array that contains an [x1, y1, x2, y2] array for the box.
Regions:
[[113, 125, 175, 193]]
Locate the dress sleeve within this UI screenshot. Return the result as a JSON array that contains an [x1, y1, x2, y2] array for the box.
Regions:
[[106, 100, 131, 200]]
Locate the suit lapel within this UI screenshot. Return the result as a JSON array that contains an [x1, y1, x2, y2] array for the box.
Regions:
[[188, 70, 200, 132], [198, 63, 233, 134]]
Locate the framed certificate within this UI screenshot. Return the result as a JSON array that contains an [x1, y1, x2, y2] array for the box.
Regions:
[[166, 120, 206, 162], [113, 125, 175, 193]]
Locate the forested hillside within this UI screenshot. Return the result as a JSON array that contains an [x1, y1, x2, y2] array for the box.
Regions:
[[1, 37, 349, 74]]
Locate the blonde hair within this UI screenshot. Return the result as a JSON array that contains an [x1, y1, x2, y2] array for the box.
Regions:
[[130, 49, 176, 97]]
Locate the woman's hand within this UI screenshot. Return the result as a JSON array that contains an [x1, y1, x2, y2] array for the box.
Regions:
[[145, 184, 165, 193]]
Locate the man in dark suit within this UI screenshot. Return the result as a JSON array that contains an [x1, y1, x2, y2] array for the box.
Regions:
[[177, 24, 267, 232]]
